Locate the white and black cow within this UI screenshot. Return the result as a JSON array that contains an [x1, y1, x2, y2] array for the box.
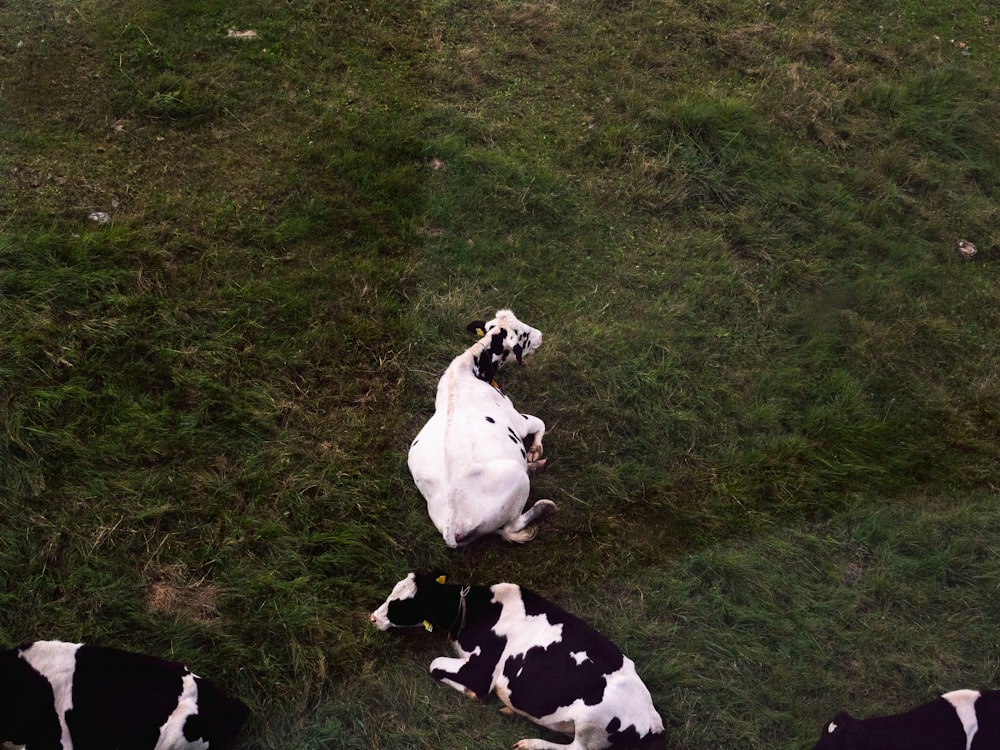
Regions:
[[408, 309, 556, 548], [0, 640, 249, 750], [812, 689, 1000, 750], [370, 573, 665, 750]]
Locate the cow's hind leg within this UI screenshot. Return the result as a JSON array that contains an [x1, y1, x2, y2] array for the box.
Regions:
[[498, 499, 558, 544], [512, 739, 585, 750], [513, 722, 605, 750]]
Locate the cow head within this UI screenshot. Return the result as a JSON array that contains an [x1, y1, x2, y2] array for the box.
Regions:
[[811, 712, 854, 749], [369, 573, 449, 631], [466, 309, 542, 382]]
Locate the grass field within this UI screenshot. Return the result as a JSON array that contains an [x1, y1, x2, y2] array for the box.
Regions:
[[2, 1, 999, 748]]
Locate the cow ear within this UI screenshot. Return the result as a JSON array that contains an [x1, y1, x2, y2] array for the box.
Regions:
[[467, 320, 487, 337]]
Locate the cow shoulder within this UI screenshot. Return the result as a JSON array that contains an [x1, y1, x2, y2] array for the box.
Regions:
[[452, 586, 506, 660]]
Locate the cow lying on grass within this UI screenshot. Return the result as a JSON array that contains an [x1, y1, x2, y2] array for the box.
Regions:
[[408, 309, 556, 548], [0, 640, 249, 750], [370, 572, 665, 750], [812, 689, 1000, 749]]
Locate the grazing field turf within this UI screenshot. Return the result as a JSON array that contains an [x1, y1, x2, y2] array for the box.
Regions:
[[2, 2, 998, 748]]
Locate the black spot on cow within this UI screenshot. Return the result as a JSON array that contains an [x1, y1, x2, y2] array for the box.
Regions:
[[0, 647, 61, 749], [387, 595, 425, 628], [472, 328, 508, 383], [485, 416, 495, 423], [606, 717, 666, 749], [490, 329, 508, 355], [503, 646, 608, 718], [184, 677, 252, 747], [68, 646, 187, 749]]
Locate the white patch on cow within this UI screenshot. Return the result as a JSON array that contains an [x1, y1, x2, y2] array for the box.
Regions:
[[943, 690, 980, 750], [489, 584, 562, 657], [827, 721, 838, 734], [370, 573, 417, 630], [153, 672, 208, 750], [569, 651, 590, 666], [19, 640, 81, 750], [601, 657, 664, 738]]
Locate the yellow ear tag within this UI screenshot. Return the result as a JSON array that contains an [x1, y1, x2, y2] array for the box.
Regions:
[[435, 575, 447, 584], [476, 328, 486, 336], [423, 620, 434, 632]]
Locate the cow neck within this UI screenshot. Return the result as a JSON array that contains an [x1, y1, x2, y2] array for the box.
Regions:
[[451, 585, 473, 639], [433, 584, 473, 641], [472, 339, 503, 394]]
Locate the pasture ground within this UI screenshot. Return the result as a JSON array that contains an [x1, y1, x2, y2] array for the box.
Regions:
[[2, 1, 999, 748]]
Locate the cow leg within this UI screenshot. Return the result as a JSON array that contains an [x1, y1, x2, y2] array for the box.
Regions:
[[519, 414, 545, 463], [512, 739, 584, 750], [429, 656, 479, 699], [527, 457, 548, 475], [499, 499, 558, 543], [513, 723, 603, 750]]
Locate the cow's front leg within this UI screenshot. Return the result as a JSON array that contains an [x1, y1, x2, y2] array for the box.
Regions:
[[519, 413, 545, 464], [430, 656, 479, 699]]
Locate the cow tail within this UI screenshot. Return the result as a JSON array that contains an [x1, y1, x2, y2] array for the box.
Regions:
[[498, 526, 539, 544]]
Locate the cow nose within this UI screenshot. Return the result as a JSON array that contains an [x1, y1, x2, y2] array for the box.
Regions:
[[368, 613, 377, 625]]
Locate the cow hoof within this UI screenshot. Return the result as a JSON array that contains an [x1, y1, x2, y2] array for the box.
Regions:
[[532, 499, 558, 516], [527, 457, 548, 475]]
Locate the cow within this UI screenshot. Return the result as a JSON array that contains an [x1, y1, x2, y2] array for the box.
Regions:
[[370, 572, 666, 750], [812, 689, 1000, 749], [0, 640, 249, 750], [407, 309, 557, 548]]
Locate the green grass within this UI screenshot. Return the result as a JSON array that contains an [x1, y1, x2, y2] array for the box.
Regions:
[[2, 1, 999, 748]]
